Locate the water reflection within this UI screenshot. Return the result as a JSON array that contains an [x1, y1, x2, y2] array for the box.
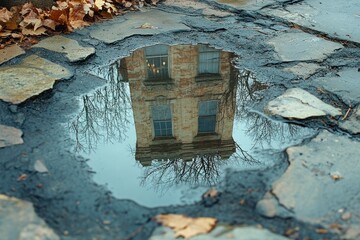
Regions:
[[71, 44, 310, 206]]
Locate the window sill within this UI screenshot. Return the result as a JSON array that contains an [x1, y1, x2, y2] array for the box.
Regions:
[[193, 133, 220, 142], [144, 78, 174, 86], [195, 74, 222, 82]]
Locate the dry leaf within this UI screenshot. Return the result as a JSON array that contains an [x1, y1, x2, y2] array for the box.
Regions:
[[154, 214, 217, 239], [22, 26, 47, 35], [17, 173, 28, 181], [95, 0, 106, 10], [0, 8, 13, 23], [316, 228, 328, 234]]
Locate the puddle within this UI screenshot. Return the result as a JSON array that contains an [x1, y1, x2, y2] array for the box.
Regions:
[[71, 44, 315, 207]]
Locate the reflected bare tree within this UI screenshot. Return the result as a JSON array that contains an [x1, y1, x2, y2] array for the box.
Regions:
[[71, 61, 132, 153], [231, 68, 300, 146]]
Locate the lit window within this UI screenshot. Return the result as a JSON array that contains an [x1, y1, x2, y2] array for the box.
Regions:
[[198, 45, 220, 74], [152, 104, 172, 137], [198, 100, 218, 133], [145, 45, 169, 81]]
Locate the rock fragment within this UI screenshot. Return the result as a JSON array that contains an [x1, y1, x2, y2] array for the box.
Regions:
[[0, 124, 23, 148], [0, 55, 73, 104], [33, 36, 95, 62], [0, 194, 59, 240], [265, 88, 341, 119], [271, 131, 360, 225], [0, 44, 25, 65], [268, 32, 343, 61], [314, 69, 360, 105]]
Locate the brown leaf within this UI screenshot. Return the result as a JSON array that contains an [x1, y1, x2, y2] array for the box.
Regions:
[[0, 8, 13, 23], [154, 214, 217, 239], [43, 19, 57, 30], [316, 228, 328, 234], [22, 26, 46, 35], [95, 0, 106, 10], [17, 173, 28, 181]]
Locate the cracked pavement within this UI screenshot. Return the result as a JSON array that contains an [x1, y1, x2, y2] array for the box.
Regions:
[[0, 0, 359, 239]]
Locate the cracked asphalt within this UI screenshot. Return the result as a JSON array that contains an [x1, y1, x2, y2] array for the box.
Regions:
[[0, 0, 359, 239]]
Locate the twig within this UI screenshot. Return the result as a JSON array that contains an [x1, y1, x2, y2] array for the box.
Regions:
[[342, 107, 352, 121]]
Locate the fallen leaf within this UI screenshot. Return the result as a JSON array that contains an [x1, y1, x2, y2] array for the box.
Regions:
[[316, 228, 328, 234], [0, 8, 13, 23], [239, 199, 246, 205], [154, 214, 217, 239], [17, 173, 28, 181], [95, 0, 106, 10], [22, 26, 47, 35]]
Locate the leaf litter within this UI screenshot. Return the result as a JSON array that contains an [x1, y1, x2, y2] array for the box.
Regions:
[[154, 214, 217, 239]]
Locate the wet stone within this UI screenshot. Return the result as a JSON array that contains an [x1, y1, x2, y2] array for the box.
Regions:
[[33, 36, 95, 62], [265, 0, 360, 44], [90, 9, 191, 44], [265, 88, 342, 119], [0, 44, 25, 65], [271, 131, 360, 225], [0, 124, 23, 148], [214, 0, 277, 11], [268, 31, 343, 62], [72, 44, 315, 207], [164, 0, 233, 17], [150, 225, 290, 240], [0, 55, 73, 104], [256, 198, 277, 218], [0, 194, 59, 240], [313, 69, 360, 105], [340, 105, 360, 134], [284, 63, 323, 79]]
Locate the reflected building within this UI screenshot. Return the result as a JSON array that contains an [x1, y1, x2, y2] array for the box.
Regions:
[[122, 44, 237, 165]]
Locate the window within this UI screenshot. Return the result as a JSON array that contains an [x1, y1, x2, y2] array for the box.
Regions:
[[198, 45, 220, 74], [145, 45, 169, 81], [198, 100, 218, 133], [152, 104, 172, 137]]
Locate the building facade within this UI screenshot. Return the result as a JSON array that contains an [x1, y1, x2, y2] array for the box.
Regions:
[[123, 44, 237, 165]]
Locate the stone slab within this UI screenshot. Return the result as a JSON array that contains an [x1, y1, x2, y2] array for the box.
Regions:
[[265, 0, 360, 44], [265, 88, 342, 119], [0, 194, 59, 240], [214, 0, 276, 11], [268, 32, 343, 62], [313, 69, 360, 105], [272, 131, 360, 225], [150, 225, 289, 240], [0, 124, 23, 148], [0, 55, 73, 104], [340, 105, 360, 134], [284, 63, 323, 79], [90, 9, 191, 44], [0, 44, 25, 65], [33, 36, 95, 62], [164, 0, 232, 17]]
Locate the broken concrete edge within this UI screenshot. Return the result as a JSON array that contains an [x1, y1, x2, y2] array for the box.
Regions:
[[0, 44, 26, 66], [0, 54, 74, 105], [0, 124, 24, 148], [264, 88, 343, 120], [32, 35, 96, 63], [0, 194, 60, 240]]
